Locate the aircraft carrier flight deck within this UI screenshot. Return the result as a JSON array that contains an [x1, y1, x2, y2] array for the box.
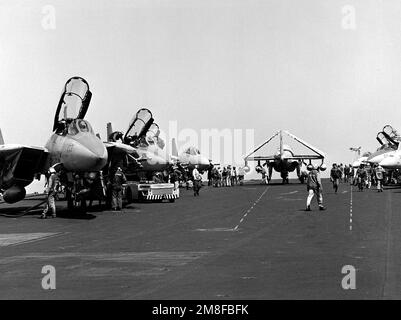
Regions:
[[0, 179, 399, 300]]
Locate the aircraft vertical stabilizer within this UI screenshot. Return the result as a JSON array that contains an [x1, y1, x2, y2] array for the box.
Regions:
[[0, 128, 4, 145], [172, 138, 178, 158], [107, 123, 113, 142]]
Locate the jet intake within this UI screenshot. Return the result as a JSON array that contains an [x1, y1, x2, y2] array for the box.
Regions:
[[3, 185, 26, 203]]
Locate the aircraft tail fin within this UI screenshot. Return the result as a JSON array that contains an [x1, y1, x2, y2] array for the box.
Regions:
[[107, 123, 113, 142], [172, 138, 178, 158], [0, 128, 4, 145]]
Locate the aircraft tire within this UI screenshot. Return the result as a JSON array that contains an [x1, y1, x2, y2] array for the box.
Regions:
[[66, 189, 74, 211], [125, 186, 133, 204]]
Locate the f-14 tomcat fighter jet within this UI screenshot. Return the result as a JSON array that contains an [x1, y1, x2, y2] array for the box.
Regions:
[[375, 126, 401, 169], [106, 108, 171, 181], [243, 130, 325, 184], [0, 77, 108, 207], [366, 125, 400, 166]]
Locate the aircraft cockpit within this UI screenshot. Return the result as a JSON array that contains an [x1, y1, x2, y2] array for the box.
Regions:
[[53, 77, 92, 132], [184, 147, 201, 156], [56, 119, 94, 136], [124, 109, 154, 146]]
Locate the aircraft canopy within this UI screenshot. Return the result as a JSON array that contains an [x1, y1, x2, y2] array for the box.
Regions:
[[184, 147, 201, 156], [53, 77, 92, 131], [125, 108, 154, 142]]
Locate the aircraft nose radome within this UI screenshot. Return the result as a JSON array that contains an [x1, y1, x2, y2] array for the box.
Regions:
[[64, 137, 108, 172], [201, 157, 210, 165], [84, 135, 108, 159]]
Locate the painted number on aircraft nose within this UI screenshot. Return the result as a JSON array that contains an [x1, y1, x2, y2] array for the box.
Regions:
[[66, 144, 73, 153]]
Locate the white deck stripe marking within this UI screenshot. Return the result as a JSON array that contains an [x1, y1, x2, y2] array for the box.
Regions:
[[234, 186, 269, 231], [349, 183, 353, 231], [280, 191, 299, 195], [0, 233, 62, 247]]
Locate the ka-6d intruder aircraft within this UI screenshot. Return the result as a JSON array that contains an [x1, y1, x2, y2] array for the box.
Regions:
[[0, 77, 108, 208], [170, 138, 211, 174], [244, 130, 325, 184]]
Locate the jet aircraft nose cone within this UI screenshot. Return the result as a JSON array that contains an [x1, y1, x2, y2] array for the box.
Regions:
[[200, 156, 210, 166], [379, 156, 400, 169], [81, 135, 108, 170], [62, 135, 108, 172]]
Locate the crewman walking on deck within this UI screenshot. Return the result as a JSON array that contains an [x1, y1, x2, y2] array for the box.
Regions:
[[317, 163, 327, 204], [192, 165, 202, 196], [238, 166, 245, 185], [330, 163, 341, 193], [344, 165, 350, 183], [111, 167, 127, 211], [306, 164, 326, 211], [356, 164, 367, 192], [349, 164, 355, 185], [339, 163, 344, 182], [41, 167, 59, 219]]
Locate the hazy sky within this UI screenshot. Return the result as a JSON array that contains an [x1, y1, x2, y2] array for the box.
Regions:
[[1, 0, 401, 178]]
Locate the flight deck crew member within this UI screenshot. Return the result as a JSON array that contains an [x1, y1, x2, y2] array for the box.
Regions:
[[41, 167, 59, 219], [232, 166, 238, 186], [261, 167, 268, 184], [349, 164, 355, 185], [238, 166, 245, 185], [192, 165, 202, 196], [207, 162, 213, 186], [227, 165, 232, 186], [344, 165, 350, 183], [339, 163, 344, 182], [317, 163, 327, 204], [306, 164, 326, 211], [111, 167, 127, 211], [356, 164, 367, 192], [330, 163, 341, 193], [170, 167, 180, 189], [375, 165, 385, 192], [211, 167, 218, 187], [365, 165, 372, 189]]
